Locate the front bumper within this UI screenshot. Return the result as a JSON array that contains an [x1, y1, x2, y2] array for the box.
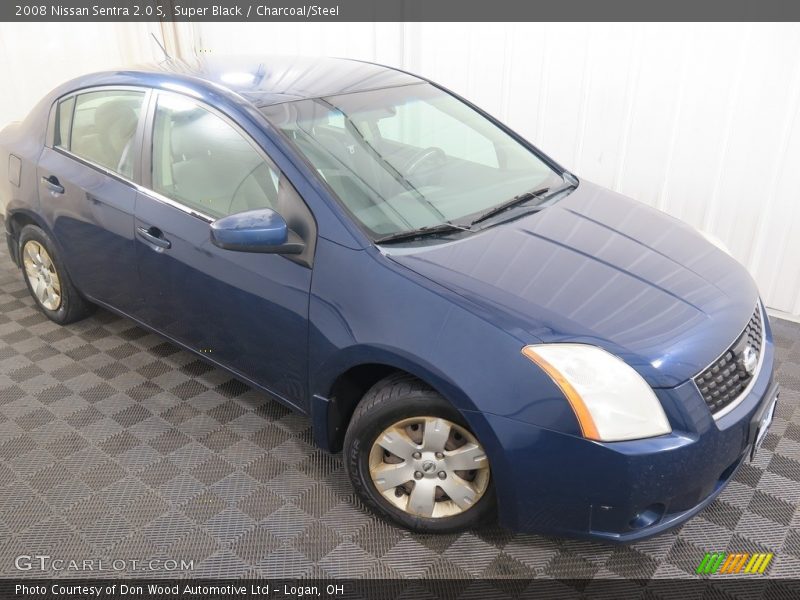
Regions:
[[468, 335, 777, 542]]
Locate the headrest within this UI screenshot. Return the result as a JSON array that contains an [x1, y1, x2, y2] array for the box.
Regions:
[[95, 100, 137, 139]]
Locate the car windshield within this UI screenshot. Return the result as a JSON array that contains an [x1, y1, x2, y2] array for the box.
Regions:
[[261, 83, 564, 238]]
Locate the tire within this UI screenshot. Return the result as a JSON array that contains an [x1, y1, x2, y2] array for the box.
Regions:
[[18, 225, 94, 325], [344, 373, 496, 533]]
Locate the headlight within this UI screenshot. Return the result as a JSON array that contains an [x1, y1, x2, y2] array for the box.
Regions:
[[522, 344, 671, 442]]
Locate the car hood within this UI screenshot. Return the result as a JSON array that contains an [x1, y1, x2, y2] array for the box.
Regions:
[[387, 181, 759, 388]]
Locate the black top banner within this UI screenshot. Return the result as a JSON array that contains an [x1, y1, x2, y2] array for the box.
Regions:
[[4, 0, 800, 22]]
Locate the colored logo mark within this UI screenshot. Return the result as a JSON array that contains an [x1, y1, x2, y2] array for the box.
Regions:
[[696, 552, 773, 575]]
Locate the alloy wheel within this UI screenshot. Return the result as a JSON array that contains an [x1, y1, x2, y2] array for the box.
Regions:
[[22, 240, 62, 311], [368, 416, 490, 518]]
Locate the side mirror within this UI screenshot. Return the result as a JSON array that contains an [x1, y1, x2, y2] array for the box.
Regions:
[[210, 208, 304, 254]]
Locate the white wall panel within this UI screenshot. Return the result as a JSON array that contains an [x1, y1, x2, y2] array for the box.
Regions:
[[191, 22, 400, 63], [571, 24, 635, 189], [0, 23, 164, 132]]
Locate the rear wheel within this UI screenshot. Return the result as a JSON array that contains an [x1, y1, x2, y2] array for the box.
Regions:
[[344, 373, 495, 532], [19, 225, 94, 324]]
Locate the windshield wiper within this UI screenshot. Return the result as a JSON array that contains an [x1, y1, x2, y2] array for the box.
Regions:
[[468, 179, 577, 227], [374, 176, 578, 244], [374, 222, 472, 244]]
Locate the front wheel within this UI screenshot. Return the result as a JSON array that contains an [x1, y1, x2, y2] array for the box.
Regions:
[[344, 373, 495, 533]]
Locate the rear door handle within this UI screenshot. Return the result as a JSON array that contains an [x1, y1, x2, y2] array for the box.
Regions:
[[41, 175, 64, 195], [136, 226, 171, 250]]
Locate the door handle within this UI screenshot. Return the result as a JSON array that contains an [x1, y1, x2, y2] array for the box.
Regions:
[[41, 175, 64, 194], [136, 226, 171, 250]]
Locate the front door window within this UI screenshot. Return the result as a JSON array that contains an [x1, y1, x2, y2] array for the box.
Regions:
[[151, 94, 281, 218]]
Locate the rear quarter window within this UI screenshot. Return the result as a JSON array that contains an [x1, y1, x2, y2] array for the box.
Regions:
[[53, 96, 75, 149]]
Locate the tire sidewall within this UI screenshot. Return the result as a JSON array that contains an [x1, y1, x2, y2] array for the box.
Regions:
[[19, 225, 74, 323], [345, 391, 496, 533]]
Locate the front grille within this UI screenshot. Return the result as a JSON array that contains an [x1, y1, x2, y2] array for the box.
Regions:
[[694, 304, 763, 415]]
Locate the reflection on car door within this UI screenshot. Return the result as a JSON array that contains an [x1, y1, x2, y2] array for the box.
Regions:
[[134, 92, 314, 407], [37, 88, 147, 313]]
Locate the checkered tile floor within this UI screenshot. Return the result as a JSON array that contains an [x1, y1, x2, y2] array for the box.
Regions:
[[1, 240, 799, 581]]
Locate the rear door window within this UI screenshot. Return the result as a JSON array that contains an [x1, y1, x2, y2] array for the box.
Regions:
[[69, 90, 145, 178]]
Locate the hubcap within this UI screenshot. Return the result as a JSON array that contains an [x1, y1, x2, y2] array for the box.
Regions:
[[22, 241, 62, 311], [368, 416, 490, 518]]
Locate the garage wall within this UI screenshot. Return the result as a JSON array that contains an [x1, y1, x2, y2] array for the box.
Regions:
[[2, 22, 799, 319], [194, 22, 800, 320], [0, 22, 167, 132]]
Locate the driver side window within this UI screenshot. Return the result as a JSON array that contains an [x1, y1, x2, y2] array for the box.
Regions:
[[152, 94, 281, 218]]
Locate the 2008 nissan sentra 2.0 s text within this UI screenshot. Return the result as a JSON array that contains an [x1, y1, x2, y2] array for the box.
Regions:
[[0, 56, 779, 541]]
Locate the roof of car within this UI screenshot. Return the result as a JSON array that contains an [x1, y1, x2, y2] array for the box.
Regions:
[[134, 55, 424, 107]]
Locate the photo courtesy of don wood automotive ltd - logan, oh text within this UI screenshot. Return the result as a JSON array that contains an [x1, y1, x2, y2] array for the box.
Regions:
[[1, 1, 800, 599]]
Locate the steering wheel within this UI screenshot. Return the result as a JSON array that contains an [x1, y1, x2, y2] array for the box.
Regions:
[[404, 146, 447, 177]]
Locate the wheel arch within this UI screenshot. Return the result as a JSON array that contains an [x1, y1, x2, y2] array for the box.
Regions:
[[310, 348, 478, 452], [5, 208, 51, 267]]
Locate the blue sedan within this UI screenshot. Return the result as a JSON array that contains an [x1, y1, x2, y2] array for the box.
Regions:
[[0, 56, 778, 541]]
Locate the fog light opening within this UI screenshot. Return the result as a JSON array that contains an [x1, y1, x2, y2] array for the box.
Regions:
[[629, 503, 666, 530], [718, 456, 742, 483]]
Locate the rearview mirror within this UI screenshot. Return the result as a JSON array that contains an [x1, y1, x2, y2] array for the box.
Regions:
[[210, 208, 304, 254]]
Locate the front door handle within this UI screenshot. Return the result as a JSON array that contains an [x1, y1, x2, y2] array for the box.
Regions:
[[41, 175, 64, 194], [136, 226, 171, 250]]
